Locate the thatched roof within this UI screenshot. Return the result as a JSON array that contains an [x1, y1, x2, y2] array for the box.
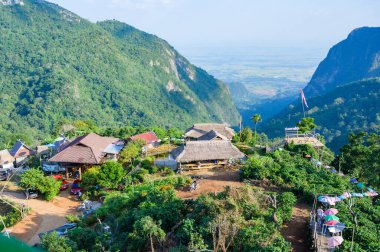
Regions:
[[0, 149, 14, 166], [49, 133, 119, 164], [198, 130, 228, 141], [171, 140, 245, 163], [184, 123, 235, 140]]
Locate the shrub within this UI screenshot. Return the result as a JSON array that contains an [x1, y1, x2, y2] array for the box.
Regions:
[[65, 215, 81, 223], [19, 169, 60, 201]]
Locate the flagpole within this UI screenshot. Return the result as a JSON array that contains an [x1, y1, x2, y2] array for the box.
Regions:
[[301, 96, 306, 118]]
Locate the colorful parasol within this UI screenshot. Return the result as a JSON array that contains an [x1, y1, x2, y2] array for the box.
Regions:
[[324, 208, 338, 215], [325, 220, 339, 226], [357, 182, 365, 188], [325, 215, 339, 221], [349, 178, 358, 183], [328, 223, 346, 233], [328, 236, 344, 247], [342, 192, 351, 198]]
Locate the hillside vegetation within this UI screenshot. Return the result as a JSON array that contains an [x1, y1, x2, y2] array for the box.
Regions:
[[263, 78, 380, 151], [0, 0, 239, 146]]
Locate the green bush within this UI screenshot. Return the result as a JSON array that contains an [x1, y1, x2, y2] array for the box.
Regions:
[[19, 169, 60, 201]]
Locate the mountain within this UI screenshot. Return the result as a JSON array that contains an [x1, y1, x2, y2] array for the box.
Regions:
[[0, 0, 239, 145], [263, 78, 380, 151], [304, 27, 380, 97]]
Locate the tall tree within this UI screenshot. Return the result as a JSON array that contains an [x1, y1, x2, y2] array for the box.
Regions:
[[132, 216, 166, 252], [251, 114, 262, 140]]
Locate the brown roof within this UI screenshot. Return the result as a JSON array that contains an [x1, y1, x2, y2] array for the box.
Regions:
[[171, 140, 245, 163], [49, 133, 119, 164], [0, 149, 14, 166], [197, 130, 228, 141], [184, 123, 235, 140]]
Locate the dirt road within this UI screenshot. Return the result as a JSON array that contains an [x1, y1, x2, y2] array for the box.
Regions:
[[282, 202, 311, 252], [2, 190, 79, 245]]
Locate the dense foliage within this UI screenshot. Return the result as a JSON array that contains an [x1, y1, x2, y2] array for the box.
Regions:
[[0, 200, 23, 230], [0, 0, 239, 148], [60, 179, 295, 251], [263, 78, 380, 151], [340, 132, 380, 187], [19, 168, 60, 200]]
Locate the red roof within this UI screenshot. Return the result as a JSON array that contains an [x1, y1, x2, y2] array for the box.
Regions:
[[130, 132, 159, 145]]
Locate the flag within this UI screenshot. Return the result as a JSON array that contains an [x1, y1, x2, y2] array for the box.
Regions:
[[300, 89, 309, 108]]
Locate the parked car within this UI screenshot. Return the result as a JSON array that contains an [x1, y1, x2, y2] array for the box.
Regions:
[[24, 189, 39, 199], [0, 171, 9, 181], [70, 179, 82, 195], [38, 223, 77, 239]]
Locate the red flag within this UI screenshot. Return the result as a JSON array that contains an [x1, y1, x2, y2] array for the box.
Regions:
[[301, 89, 309, 108]]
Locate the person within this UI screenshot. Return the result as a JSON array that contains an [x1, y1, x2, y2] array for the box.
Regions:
[[77, 191, 82, 201]]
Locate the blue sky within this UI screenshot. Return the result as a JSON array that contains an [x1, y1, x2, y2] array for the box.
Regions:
[[50, 0, 380, 51]]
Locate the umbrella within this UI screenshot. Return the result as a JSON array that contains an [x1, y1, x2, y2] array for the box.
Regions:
[[342, 192, 351, 198], [328, 224, 346, 233], [352, 193, 363, 197], [326, 197, 336, 205], [331, 169, 337, 173], [338, 195, 346, 200], [324, 208, 338, 215], [324, 165, 331, 169], [368, 188, 374, 192], [328, 236, 344, 247], [325, 215, 339, 221], [333, 197, 341, 202], [357, 182, 365, 188], [325, 220, 339, 226], [350, 178, 358, 183], [316, 161, 322, 166], [318, 196, 328, 203]]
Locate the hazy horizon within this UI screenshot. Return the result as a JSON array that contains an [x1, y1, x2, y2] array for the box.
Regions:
[[49, 0, 380, 53]]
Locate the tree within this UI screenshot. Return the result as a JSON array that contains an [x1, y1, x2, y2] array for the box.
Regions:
[[40, 232, 76, 252], [251, 114, 262, 137], [119, 140, 144, 165], [297, 117, 316, 133], [240, 128, 253, 143], [97, 161, 125, 189], [81, 166, 100, 187], [131, 216, 166, 252], [19, 169, 60, 201]]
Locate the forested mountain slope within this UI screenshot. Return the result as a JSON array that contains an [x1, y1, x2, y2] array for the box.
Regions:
[[262, 78, 380, 151], [303, 27, 380, 97], [0, 0, 239, 145]]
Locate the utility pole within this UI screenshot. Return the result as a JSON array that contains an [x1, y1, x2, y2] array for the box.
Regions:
[[239, 118, 242, 142]]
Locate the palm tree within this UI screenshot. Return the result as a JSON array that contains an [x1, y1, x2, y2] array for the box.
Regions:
[[251, 114, 262, 137]]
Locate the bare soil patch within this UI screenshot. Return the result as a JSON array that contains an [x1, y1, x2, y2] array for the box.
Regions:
[[281, 202, 311, 252], [175, 168, 244, 199]]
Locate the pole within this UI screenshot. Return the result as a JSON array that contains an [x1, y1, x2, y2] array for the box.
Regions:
[[239, 118, 242, 142], [301, 94, 306, 118]]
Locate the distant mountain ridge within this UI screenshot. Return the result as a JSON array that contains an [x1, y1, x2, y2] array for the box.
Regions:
[[263, 27, 380, 151], [0, 0, 239, 145], [304, 27, 380, 97]]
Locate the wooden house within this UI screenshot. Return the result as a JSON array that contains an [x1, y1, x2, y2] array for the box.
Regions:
[[9, 140, 36, 166], [170, 140, 245, 170], [49, 133, 123, 179], [0, 149, 15, 169], [184, 123, 235, 141]]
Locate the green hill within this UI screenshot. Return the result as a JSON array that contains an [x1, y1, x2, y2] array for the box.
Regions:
[[0, 0, 239, 145], [304, 27, 380, 97], [262, 78, 380, 151]]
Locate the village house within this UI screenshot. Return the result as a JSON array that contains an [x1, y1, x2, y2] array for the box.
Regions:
[[170, 140, 245, 170], [128, 131, 160, 149], [184, 123, 235, 141], [0, 149, 15, 169], [9, 140, 36, 167], [49, 133, 124, 179]]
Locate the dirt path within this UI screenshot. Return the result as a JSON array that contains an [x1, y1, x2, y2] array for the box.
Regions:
[[175, 168, 244, 199], [2, 190, 79, 245], [282, 202, 311, 252]]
